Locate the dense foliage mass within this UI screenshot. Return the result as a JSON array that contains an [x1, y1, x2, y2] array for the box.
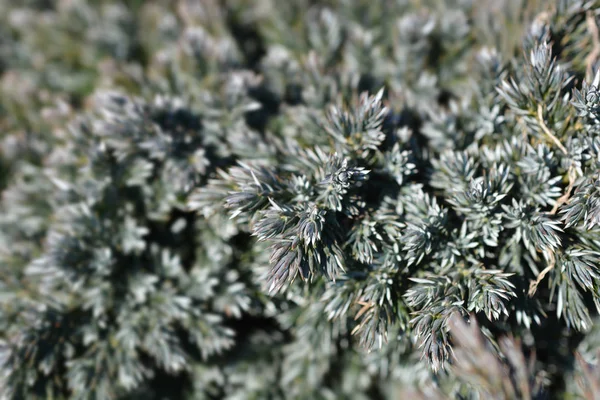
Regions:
[[4, 0, 600, 398]]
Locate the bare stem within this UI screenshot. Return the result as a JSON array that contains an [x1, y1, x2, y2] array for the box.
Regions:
[[550, 165, 577, 215], [537, 104, 568, 155], [528, 250, 556, 296]]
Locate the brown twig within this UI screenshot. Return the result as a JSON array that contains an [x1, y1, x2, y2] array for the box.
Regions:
[[537, 104, 568, 155], [586, 11, 600, 81], [550, 165, 577, 215], [528, 249, 556, 296], [351, 300, 375, 335], [528, 164, 576, 295], [528, 149, 578, 295]]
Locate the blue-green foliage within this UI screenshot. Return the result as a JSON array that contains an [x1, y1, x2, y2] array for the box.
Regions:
[[4, 0, 600, 399]]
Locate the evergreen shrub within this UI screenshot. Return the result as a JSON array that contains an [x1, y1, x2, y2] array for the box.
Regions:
[[3, 0, 600, 398]]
